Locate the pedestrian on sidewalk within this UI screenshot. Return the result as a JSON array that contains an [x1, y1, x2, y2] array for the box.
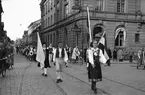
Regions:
[[87, 40, 107, 94], [113, 48, 117, 62], [129, 48, 134, 63], [53, 42, 68, 83]]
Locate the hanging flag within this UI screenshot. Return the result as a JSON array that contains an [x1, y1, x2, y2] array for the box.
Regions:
[[98, 31, 109, 61], [87, 6, 92, 43], [36, 32, 45, 64]]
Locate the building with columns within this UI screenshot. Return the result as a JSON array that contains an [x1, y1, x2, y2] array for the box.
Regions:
[[40, 0, 145, 51]]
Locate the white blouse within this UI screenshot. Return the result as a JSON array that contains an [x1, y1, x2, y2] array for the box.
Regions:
[[87, 47, 107, 66]]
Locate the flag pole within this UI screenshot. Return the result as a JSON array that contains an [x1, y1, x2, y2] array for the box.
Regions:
[[87, 6, 92, 43]]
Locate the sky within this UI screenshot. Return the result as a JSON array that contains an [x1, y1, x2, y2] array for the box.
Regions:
[[2, 0, 41, 41]]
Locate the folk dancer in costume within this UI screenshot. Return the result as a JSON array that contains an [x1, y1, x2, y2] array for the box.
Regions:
[[65, 45, 69, 67], [41, 43, 51, 77], [53, 42, 68, 83], [87, 40, 107, 93], [48, 43, 53, 65], [72, 46, 80, 64], [29, 46, 34, 61]]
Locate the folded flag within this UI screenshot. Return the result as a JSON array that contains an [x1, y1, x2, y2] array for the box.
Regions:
[[98, 32, 109, 61], [36, 32, 45, 64]]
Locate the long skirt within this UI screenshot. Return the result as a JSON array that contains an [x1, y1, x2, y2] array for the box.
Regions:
[[88, 62, 102, 82]]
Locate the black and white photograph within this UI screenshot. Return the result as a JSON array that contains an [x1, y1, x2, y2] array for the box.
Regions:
[[0, 0, 145, 95]]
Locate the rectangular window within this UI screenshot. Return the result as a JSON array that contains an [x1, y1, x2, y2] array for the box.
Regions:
[[50, 34, 52, 43], [46, 18, 47, 27], [135, 33, 140, 42], [64, 4, 69, 17], [96, 0, 104, 11], [48, 17, 50, 26], [50, 0, 51, 10], [117, 0, 125, 13], [44, 20, 45, 28], [44, 5, 46, 15], [54, 13, 56, 23], [51, 15, 53, 25], [48, 2, 50, 12], [57, 9, 60, 21], [51, 0, 53, 9], [45, 4, 47, 14], [48, 35, 50, 44], [53, 33, 55, 46], [47, 2, 49, 12], [46, 4, 47, 14]]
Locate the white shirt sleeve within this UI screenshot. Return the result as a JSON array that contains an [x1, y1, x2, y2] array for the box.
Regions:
[[64, 48, 68, 63], [87, 49, 94, 66], [53, 48, 56, 62], [138, 51, 140, 59]]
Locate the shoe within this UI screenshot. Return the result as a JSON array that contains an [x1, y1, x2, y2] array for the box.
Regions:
[[42, 73, 44, 76], [48, 66, 51, 68], [93, 88, 97, 94], [59, 79, 63, 82], [91, 86, 94, 90], [56, 79, 60, 83], [44, 74, 48, 77], [66, 65, 68, 67]]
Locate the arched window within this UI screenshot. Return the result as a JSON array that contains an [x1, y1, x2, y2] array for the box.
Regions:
[[115, 27, 126, 47], [115, 31, 123, 46]]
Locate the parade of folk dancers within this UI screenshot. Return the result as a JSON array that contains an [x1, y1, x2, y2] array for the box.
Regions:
[[34, 31, 108, 94], [1, 1, 145, 95]]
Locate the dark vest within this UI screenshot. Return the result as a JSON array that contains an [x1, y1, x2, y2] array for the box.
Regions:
[[56, 48, 65, 58], [49, 47, 53, 54]]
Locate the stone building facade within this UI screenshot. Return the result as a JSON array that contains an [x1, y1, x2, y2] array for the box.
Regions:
[[40, 0, 145, 52], [28, 19, 41, 47]]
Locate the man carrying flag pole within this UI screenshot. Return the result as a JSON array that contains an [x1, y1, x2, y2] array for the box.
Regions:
[[36, 32, 48, 77]]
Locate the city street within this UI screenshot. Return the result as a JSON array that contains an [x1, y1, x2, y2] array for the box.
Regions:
[[0, 54, 145, 95]]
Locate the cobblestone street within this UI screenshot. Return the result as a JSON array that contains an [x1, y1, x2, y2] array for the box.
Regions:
[[0, 54, 145, 95]]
